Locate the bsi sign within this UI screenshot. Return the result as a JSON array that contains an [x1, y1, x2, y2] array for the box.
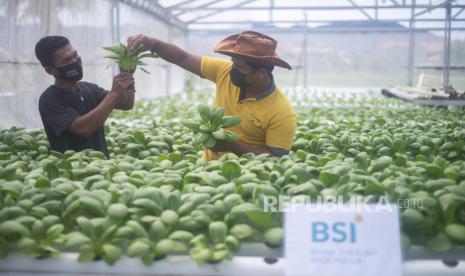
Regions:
[[285, 204, 402, 276]]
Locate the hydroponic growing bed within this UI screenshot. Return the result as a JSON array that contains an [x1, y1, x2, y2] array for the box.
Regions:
[[0, 88, 464, 275]]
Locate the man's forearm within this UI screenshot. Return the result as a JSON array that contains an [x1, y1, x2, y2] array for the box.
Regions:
[[69, 93, 119, 137], [151, 39, 188, 66], [130, 35, 201, 76], [115, 90, 134, 110]]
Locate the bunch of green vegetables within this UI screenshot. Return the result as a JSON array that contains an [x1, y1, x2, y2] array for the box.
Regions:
[[0, 151, 284, 265], [102, 42, 158, 74], [182, 105, 241, 149]]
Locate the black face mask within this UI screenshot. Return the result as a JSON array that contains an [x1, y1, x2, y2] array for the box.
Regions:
[[55, 57, 83, 82], [229, 67, 248, 87]]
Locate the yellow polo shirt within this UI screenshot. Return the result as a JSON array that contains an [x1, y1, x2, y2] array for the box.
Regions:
[[200, 56, 296, 161]]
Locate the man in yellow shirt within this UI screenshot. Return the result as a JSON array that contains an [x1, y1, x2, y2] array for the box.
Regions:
[[127, 31, 296, 160]]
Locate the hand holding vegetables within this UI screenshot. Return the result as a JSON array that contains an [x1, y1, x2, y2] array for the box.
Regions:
[[109, 73, 134, 96], [182, 105, 241, 149], [103, 42, 159, 92], [103, 42, 158, 74], [127, 34, 157, 53]]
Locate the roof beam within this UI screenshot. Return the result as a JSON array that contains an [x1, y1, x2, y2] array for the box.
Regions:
[[120, 0, 187, 29], [172, 4, 465, 11], [347, 0, 373, 20], [173, 0, 226, 17], [189, 18, 465, 24], [414, 0, 454, 17], [189, 27, 465, 33], [164, 0, 198, 9], [186, 0, 256, 23], [453, 7, 464, 18]]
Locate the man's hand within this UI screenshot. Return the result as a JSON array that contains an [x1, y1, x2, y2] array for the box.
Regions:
[[126, 34, 202, 77], [127, 34, 156, 52], [210, 140, 230, 153], [110, 73, 134, 96]]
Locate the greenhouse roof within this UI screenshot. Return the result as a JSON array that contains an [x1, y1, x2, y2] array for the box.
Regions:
[[123, 0, 465, 32]]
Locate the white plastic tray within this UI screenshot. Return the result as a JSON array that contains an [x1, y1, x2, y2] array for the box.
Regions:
[[1, 245, 464, 276]]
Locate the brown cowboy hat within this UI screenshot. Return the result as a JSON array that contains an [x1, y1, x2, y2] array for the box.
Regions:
[[214, 31, 292, 70]]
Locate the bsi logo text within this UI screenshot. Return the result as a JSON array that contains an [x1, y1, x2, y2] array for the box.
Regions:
[[311, 221, 359, 243]]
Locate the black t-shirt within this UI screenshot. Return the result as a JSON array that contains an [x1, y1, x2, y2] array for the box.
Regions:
[[38, 82, 109, 157]]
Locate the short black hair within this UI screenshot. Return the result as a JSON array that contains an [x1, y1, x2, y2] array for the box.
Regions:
[[248, 62, 274, 73], [35, 36, 70, 68]]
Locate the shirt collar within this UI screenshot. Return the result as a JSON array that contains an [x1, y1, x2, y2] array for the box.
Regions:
[[238, 74, 276, 103]]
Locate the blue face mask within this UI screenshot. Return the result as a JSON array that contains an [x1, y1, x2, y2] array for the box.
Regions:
[[55, 57, 83, 82]]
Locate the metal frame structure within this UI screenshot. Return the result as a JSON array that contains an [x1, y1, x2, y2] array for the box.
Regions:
[[112, 0, 465, 88]]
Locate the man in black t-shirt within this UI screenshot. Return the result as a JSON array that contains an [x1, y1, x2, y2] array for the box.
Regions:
[[35, 36, 134, 158]]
